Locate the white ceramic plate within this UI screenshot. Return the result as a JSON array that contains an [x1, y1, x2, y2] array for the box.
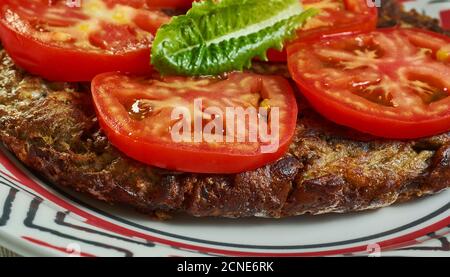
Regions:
[[0, 0, 449, 257]]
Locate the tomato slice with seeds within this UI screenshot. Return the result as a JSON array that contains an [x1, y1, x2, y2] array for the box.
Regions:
[[0, 0, 171, 81], [287, 27, 450, 139], [92, 72, 298, 174], [267, 0, 378, 62]]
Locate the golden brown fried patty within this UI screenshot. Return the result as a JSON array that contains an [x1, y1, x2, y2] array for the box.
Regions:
[[0, 0, 449, 218]]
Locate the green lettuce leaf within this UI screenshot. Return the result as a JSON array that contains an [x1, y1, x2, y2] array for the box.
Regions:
[[151, 0, 318, 76]]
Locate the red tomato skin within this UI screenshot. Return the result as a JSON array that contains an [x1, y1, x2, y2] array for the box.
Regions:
[[0, 18, 153, 82], [287, 28, 450, 139], [267, 0, 378, 62], [92, 73, 298, 174], [290, 75, 450, 139], [96, 115, 295, 174]]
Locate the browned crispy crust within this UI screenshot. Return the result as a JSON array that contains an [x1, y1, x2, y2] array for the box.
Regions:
[[0, 0, 449, 218]]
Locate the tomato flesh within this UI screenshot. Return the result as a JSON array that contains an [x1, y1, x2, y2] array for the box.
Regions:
[[0, 0, 171, 81], [288, 27, 450, 139], [268, 0, 378, 62], [92, 72, 298, 174]]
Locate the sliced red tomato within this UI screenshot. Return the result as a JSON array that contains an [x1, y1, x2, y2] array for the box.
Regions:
[[268, 0, 378, 62], [146, 0, 194, 9], [0, 0, 171, 81], [287, 27, 450, 139], [92, 72, 298, 174]]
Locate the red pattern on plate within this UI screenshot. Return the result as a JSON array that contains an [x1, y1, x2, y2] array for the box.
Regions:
[[22, 236, 96, 257]]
